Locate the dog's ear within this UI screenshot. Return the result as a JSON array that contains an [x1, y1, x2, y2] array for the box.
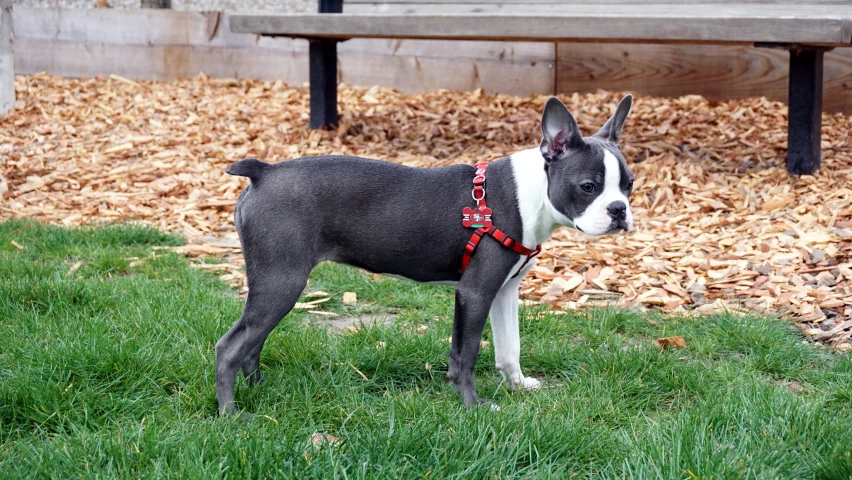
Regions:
[[594, 94, 633, 143], [540, 97, 583, 162]]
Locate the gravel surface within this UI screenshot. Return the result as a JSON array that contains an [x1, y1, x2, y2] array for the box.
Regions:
[[13, 0, 317, 12]]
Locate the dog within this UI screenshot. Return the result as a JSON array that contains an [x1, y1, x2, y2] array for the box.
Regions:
[[217, 95, 634, 414]]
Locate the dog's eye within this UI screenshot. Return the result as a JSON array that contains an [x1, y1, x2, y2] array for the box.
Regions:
[[626, 179, 634, 191], [581, 183, 595, 193]]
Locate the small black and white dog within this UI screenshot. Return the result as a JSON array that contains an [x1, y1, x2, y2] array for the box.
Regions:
[[217, 95, 634, 414]]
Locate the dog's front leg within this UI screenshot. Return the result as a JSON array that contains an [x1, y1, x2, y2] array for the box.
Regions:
[[447, 281, 496, 407], [490, 274, 541, 391], [446, 253, 513, 408]]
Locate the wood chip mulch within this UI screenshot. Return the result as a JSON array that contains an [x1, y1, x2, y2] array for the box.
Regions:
[[2, 73, 851, 351]]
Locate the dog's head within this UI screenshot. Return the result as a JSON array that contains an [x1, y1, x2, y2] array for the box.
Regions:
[[539, 95, 634, 236]]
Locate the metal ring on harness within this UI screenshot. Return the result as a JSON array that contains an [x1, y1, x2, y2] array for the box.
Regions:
[[472, 187, 485, 202]]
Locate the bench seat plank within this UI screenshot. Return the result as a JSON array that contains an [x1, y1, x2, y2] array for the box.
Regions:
[[346, 4, 852, 17], [230, 12, 852, 46]]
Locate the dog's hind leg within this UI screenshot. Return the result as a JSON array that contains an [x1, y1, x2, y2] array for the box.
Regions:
[[241, 338, 266, 387], [216, 267, 310, 415]]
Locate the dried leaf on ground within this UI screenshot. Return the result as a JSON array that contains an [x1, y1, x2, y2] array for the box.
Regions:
[[67, 261, 83, 276], [342, 292, 357, 305], [294, 298, 330, 309], [655, 336, 687, 350], [309, 433, 341, 449]]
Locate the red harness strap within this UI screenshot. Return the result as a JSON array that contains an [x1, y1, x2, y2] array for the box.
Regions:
[[461, 162, 542, 277]]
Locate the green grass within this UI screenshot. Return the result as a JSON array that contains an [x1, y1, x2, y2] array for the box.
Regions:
[[1, 219, 851, 479]]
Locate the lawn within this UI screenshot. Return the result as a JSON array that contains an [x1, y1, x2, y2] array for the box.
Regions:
[[1, 219, 851, 479]]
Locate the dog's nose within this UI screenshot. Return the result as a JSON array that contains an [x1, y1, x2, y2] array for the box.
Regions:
[[607, 201, 627, 219]]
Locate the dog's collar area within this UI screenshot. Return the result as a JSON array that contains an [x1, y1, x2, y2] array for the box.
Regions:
[[461, 162, 542, 278]]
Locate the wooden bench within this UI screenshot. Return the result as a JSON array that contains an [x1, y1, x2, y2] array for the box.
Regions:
[[230, 1, 852, 174]]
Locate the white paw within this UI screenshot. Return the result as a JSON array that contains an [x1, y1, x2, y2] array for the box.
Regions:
[[510, 376, 542, 391], [522, 376, 542, 390], [489, 403, 502, 413]]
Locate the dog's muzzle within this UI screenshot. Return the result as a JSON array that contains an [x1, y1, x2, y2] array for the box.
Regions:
[[606, 201, 630, 233]]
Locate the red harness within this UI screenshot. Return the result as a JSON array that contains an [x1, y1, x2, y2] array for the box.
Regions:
[[460, 162, 541, 277]]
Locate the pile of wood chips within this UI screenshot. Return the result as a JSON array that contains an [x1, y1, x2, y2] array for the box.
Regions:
[[2, 73, 851, 351]]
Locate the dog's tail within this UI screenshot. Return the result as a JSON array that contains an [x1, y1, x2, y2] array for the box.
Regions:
[[226, 158, 269, 181]]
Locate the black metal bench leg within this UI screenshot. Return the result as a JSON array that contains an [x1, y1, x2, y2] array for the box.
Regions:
[[787, 47, 826, 175], [308, 0, 343, 130], [309, 39, 339, 129]]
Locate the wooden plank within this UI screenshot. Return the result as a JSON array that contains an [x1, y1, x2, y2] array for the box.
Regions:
[[11, 7, 553, 59], [338, 38, 554, 62], [13, 7, 220, 46], [12, 8, 313, 51], [0, 0, 11, 115], [229, 13, 852, 45], [339, 48, 554, 96], [345, 3, 852, 17], [14, 39, 311, 82], [555, 43, 852, 113], [14, 38, 552, 98]]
